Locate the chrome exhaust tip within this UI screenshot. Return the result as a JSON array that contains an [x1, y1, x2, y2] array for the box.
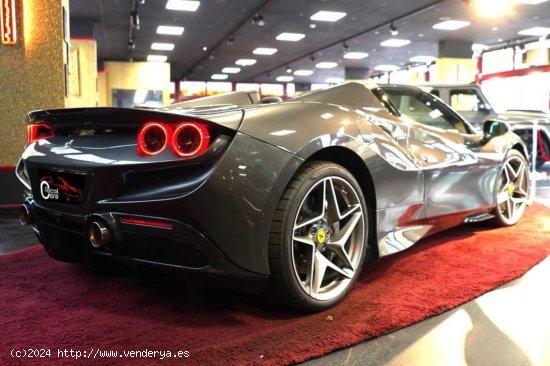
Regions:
[[19, 204, 31, 226], [88, 221, 112, 248]]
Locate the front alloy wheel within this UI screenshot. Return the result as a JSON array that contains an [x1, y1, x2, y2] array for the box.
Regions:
[[268, 161, 368, 311], [493, 150, 529, 226]]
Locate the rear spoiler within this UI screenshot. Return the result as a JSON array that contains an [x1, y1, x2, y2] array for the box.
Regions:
[[26, 107, 214, 128]]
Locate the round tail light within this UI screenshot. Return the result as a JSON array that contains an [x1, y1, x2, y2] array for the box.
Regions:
[[137, 122, 169, 156], [172, 123, 210, 158]]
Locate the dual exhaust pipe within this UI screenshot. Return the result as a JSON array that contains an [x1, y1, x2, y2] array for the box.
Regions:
[[88, 221, 112, 248], [19, 204, 31, 226], [19, 204, 111, 249]]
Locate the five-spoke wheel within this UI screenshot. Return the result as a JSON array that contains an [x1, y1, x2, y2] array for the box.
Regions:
[[493, 150, 529, 226], [268, 161, 368, 311]]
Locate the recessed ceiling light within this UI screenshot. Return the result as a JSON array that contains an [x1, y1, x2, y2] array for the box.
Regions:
[[236, 59, 257, 66], [294, 69, 314, 76], [147, 55, 168, 62], [151, 43, 175, 51], [166, 0, 200, 12], [518, 26, 550, 36], [211, 74, 228, 80], [380, 39, 411, 47], [315, 62, 338, 69], [375, 65, 399, 72], [409, 55, 437, 63], [310, 11, 347, 22], [276, 76, 294, 82], [343, 52, 368, 59], [276, 32, 306, 41], [253, 47, 278, 55], [432, 20, 470, 31], [222, 67, 241, 73], [156, 25, 184, 35], [325, 77, 343, 83]]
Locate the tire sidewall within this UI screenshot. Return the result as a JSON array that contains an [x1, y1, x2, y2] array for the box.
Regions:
[[493, 150, 529, 226], [281, 162, 369, 310]]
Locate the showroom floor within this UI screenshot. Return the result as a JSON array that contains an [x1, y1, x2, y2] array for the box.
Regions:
[[1, 163, 549, 366]]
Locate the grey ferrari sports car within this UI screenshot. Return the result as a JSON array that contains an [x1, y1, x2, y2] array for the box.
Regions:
[[17, 82, 530, 311]]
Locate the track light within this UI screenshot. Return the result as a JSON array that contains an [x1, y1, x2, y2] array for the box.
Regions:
[[137, 0, 145, 4], [209, 51, 216, 60], [252, 14, 265, 27], [390, 22, 398, 36], [310, 54, 316, 62], [130, 10, 140, 30], [343, 42, 349, 52], [226, 35, 235, 46], [286, 66, 292, 73]]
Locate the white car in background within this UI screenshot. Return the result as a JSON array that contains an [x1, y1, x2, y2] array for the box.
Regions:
[[419, 83, 550, 168]]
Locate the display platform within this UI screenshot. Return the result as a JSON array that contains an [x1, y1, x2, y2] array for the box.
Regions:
[[0, 204, 549, 365]]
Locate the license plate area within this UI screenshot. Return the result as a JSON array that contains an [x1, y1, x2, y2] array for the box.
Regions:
[[37, 169, 86, 205]]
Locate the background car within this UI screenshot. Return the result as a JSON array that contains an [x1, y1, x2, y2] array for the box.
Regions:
[[417, 83, 550, 168]]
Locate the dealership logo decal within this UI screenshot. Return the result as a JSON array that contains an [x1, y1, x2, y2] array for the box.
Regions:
[[40, 180, 59, 200], [39, 176, 82, 203]]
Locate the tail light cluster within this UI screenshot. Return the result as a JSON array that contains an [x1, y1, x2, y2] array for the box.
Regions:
[[26, 124, 54, 145], [137, 121, 211, 158]]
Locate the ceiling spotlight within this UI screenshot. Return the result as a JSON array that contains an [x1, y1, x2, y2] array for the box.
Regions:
[[137, 0, 145, 4], [286, 66, 292, 73], [128, 41, 136, 50], [310, 54, 316, 62], [202, 46, 208, 51], [209, 51, 216, 60], [252, 14, 265, 27], [343, 42, 349, 52], [390, 22, 398, 36], [226, 35, 235, 46]]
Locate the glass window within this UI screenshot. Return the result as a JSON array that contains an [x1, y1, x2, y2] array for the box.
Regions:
[[450, 90, 482, 112], [112, 89, 163, 108], [382, 87, 471, 134]]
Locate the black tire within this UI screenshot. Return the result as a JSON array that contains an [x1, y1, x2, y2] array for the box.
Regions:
[[268, 161, 369, 311], [492, 150, 529, 227]]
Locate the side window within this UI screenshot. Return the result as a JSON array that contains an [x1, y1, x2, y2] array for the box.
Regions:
[[390, 95, 454, 130], [385, 88, 471, 134], [450, 89, 482, 112]]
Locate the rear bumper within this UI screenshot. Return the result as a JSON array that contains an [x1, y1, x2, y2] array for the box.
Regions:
[[18, 133, 303, 291], [25, 197, 268, 292]]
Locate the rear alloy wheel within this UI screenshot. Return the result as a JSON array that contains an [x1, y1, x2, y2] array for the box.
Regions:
[[493, 150, 529, 226], [269, 161, 368, 311]]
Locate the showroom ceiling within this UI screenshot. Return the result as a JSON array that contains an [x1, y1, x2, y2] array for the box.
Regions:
[[69, 0, 550, 83]]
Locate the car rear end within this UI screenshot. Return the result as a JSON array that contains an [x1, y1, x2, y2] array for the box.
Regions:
[[16, 106, 281, 291]]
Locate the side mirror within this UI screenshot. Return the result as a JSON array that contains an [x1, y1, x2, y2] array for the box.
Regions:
[[483, 119, 509, 140]]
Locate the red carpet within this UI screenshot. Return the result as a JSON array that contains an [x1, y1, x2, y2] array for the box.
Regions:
[[1, 204, 550, 365]]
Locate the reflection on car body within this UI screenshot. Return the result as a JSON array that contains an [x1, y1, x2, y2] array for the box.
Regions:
[[17, 82, 530, 311]]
